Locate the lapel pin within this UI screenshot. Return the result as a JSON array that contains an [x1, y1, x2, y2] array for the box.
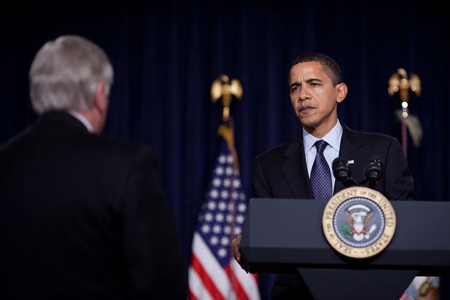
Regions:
[[347, 160, 355, 165]]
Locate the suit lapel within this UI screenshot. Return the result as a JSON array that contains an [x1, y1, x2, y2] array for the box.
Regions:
[[336, 123, 367, 193], [281, 136, 314, 199]]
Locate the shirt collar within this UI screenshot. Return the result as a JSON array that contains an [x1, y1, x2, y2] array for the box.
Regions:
[[303, 119, 343, 153], [68, 110, 93, 133]]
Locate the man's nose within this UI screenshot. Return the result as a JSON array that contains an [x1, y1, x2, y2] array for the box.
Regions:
[[299, 87, 310, 101]]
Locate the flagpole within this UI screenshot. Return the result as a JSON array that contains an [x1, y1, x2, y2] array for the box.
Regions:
[[214, 77, 242, 298], [222, 118, 239, 299], [389, 69, 439, 300]]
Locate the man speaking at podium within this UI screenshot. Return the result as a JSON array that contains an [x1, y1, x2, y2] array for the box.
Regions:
[[233, 53, 416, 299]]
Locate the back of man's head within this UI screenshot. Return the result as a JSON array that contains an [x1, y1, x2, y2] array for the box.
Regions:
[[29, 35, 114, 115]]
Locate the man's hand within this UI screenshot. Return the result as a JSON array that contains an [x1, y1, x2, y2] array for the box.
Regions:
[[232, 235, 242, 262], [232, 235, 248, 272]]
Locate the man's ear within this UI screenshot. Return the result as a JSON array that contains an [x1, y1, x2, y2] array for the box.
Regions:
[[336, 83, 348, 103], [93, 81, 108, 114]]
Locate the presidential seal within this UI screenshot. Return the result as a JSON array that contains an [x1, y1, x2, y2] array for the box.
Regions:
[[322, 187, 396, 259]]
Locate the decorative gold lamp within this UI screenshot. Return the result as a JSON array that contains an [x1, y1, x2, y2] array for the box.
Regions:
[[211, 75, 243, 122]]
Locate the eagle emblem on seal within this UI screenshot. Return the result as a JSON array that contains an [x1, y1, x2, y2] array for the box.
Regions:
[[343, 204, 377, 241]]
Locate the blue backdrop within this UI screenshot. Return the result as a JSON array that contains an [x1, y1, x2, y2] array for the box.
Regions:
[[1, 1, 449, 298]]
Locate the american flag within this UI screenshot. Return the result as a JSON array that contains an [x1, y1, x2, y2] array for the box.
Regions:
[[188, 126, 260, 300]]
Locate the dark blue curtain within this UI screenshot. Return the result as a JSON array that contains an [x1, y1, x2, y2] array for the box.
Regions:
[[1, 1, 449, 298]]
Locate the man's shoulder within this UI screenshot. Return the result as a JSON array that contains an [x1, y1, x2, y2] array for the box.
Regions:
[[345, 126, 398, 145], [0, 126, 33, 153], [89, 133, 154, 160]]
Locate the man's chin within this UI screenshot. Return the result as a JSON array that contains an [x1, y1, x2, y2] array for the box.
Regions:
[[298, 117, 318, 129]]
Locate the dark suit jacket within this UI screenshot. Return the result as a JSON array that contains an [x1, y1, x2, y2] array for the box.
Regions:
[[251, 123, 416, 299], [0, 112, 184, 299]]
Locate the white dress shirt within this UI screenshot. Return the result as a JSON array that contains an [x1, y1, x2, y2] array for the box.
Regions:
[[68, 110, 93, 133]]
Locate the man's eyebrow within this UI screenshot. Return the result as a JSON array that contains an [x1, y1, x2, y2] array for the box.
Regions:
[[289, 81, 300, 89], [289, 78, 323, 89], [306, 78, 323, 83]]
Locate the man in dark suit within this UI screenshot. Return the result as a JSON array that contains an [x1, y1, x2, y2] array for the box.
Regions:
[[233, 53, 416, 299], [0, 35, 184, 299]]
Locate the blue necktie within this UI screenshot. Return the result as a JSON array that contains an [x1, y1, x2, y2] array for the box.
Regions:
[[310, 140, 332, 200]]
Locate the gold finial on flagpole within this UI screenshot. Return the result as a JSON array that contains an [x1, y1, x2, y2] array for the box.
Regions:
[[388, 68, 421, 103], [211, 75, 243, 122]]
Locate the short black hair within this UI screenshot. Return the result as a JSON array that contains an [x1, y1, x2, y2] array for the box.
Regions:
[[289, 53, 342, 86]]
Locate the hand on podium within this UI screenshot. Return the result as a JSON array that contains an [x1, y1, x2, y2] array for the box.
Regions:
[[232, 235, 252, 273]]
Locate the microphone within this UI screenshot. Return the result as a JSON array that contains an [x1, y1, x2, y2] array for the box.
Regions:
[[332, 157, 356, 187], [364, 156, 383, 189]]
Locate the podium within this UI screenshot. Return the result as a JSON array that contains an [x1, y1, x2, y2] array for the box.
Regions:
[[239, 199, 450, 299]]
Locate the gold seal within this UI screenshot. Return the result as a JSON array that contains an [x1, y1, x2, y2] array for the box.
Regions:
[[322, 186, 396, 259]]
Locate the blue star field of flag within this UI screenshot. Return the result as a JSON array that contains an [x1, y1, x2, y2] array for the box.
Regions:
[[196, 140, 247, 268]]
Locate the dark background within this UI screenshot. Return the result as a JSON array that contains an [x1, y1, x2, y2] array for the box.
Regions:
[[1, 0, 449, 298]]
